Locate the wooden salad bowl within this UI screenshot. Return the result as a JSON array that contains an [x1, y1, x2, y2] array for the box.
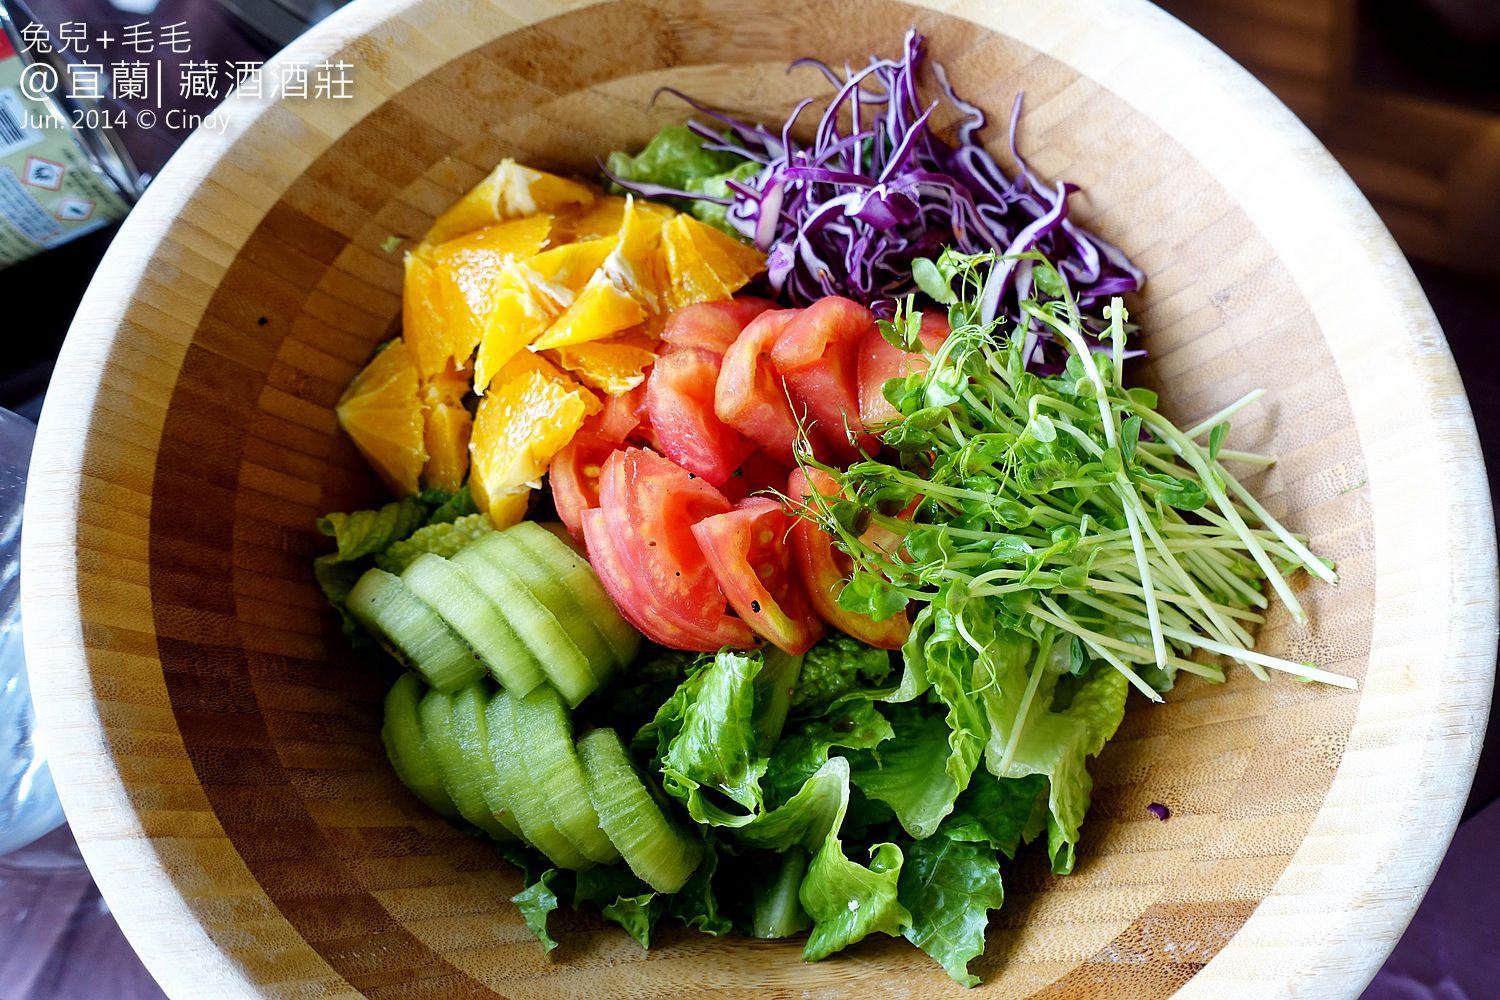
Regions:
[[21, 0, 1496, 997]]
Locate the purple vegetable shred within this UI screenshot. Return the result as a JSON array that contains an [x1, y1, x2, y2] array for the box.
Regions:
[[604, 30, 1143, 370]]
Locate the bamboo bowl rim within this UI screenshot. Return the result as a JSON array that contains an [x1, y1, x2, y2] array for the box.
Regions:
[[21, 0, 1497, 997]]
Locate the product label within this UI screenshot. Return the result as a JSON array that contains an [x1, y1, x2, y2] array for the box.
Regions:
[[0, 42, 131, 266]]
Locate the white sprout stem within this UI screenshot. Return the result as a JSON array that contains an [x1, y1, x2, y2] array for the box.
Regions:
[[1183, 389, 1266, 439], [1212, 449, 1276, 467], [1032, 598, 1161, 701], [1221, 469, 1338, 585], [1069, 588, 1269, 682], [1088, 575, 1264, 623], [1140, 442, 1276, 466], [1137, 408, 1309, 624], [1033, 601, 1225, 683], [1034, 304, 1169, 670], [1117, 496, 1169, 668], [1127, 495, 1256, 654], [1109, 298, 1126, 390], [1155, 622, 1357, 689]]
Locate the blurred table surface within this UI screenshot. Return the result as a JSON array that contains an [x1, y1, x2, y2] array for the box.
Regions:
[[0, 1, 1496, 999]]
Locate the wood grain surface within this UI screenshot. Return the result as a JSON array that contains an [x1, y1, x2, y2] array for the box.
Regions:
[[19, 0, 1496, 999]]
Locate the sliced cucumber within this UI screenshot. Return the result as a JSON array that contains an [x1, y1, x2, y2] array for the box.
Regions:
[[467, 530, 618, 684], [401, 553, 546, 696], [381, 673, 459, 819], [576, 727, 703, 893], [453, 545, 597, 707], [510, 685, 618, 864], [501, 522, 642, 673], [448, 683, 526, 842], [348, 568, 483, 692], [484, 690, 593, 870], [416, 686, 515, 842]]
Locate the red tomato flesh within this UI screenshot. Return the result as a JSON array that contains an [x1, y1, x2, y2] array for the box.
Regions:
[[692, 498, 825, 655], [598, 382, 653, 444], [787, 467, 910, 649], [594, 448, 755, 650], [550, 416, 619, 539], [857, 310, 950, 428], [661, 297, 776, 354], [719, 449, 793, 506], [647, 347, 758, 486], [583, 507, 726, 650], [771, 296, 880, 462], [716, 308, 827, 467]]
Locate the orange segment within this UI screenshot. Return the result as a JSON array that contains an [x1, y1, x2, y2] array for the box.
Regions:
[[543, 337, 658, 395], [472, 236, 620, 393], [469, 368, 597, 521], [552, 195, 675, 243], [336, 339, 428, 497], [662, 213, 766, 310], [402, 254, 453, 381], [477, 486, 532, 530], [404, 216, 554, 380], [533, 278, 648, 351], [552, 196, 629, 243], [533, 199, 665, 350], [425, 159, 595, 244], [419, 364, 472, 493]]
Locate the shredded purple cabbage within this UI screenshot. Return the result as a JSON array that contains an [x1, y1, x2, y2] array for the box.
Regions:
[[604, 30, 1144, 370]]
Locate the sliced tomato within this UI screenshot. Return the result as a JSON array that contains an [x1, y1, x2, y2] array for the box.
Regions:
[[692, 498, 825, 655], [857, 310, 950, 428], [598, 382, 653, 443], [646, 347, 757, 486], [549, 415, 619, 538], [787, 467, 910, 649], [719, 449, 794, 505], [661, 297, 776, 354], [716, 308, 828, 466], [593, 448, 755, 650], [771, 296, 879, 462], [583, 507, 726, 650]]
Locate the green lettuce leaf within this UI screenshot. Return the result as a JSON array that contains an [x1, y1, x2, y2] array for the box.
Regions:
[[422, 484, 479, 525], [749, 848, 813, 938], [511, 867, 564, 953], [604, 125, 755, 236], [940, 773, 1047, 858], [317, 495, 429, 562], [605, 125, 745, 193], [734, 756, 850, 851], [601, 893, 664, 948], [630, 650, 710, 760], [661, 649, 768, 818], [981, 660, 1128, 874], [666, 836, 735, 937], [373, 511, 495, 574], [897, 837, 1005, 987], [848, 702, 960, 839], [791, 633, 895, 714], [762, 699, 894, 809], [800, 794, 911, 961]]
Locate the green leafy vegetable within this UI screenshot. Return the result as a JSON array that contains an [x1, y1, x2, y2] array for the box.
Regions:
[[374, 511, 495, 574], [897, 837, 1006, 986], [661, 649, 771, 819], [847, 702, 959, 839], [511, 868, 564, 953], [790, 632, 894, 713], [317, 495, 428, 562]]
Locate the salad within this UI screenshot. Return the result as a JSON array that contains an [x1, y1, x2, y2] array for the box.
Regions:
[[312, 32, 1349, 987]]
